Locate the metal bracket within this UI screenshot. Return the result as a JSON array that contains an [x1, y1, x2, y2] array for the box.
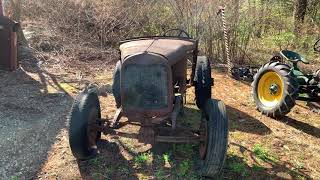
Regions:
[[110, 108, 123, 129], [171, 95, 182, 129]]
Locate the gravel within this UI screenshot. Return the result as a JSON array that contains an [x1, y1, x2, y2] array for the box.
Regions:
[[0, 67, 73, 179]]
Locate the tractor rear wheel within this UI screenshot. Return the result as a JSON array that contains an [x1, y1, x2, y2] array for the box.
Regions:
[[199, 99, 228, 178], [69, 88, 102, 160], [195, 56, 212, 109], [252, 62, 298, 118]]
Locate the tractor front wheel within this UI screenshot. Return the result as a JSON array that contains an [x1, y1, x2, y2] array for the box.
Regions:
[[69, 88, 102, 160], [199, 99, 228, 178], [252, 62, 298, 118]]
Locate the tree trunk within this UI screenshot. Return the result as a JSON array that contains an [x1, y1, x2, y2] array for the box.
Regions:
[[293, 0, 308, 37], [1, 0, 27, 46], [0, 0, 3, 15]]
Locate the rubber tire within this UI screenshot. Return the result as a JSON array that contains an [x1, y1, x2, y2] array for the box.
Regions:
[[112, 61, 121, 108], [69, 89, 101, 160], [194, 56, 212, 109], [252, 61, 299, 118], [199, 99, 229, 178]]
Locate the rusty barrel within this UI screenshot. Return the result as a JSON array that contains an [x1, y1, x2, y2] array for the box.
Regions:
[[0, 16, 18, 71]]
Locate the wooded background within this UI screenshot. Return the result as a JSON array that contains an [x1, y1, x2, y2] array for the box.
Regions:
[[3, 0, 320, 67]]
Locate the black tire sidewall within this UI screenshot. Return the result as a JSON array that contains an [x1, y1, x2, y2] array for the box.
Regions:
[[253, 66, 286, 111], [69, 89, 101, 160], [252, 62, 298, 117], [112, 61, 121, 108], [195, 56, 212, 109], [199, 99, 228, 177]]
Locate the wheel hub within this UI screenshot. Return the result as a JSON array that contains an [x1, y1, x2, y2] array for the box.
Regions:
[[257, 71, 284, 108], [269, 83, 279, 95]]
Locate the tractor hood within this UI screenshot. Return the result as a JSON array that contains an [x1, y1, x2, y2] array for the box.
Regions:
[[120, 38, 196, 65]]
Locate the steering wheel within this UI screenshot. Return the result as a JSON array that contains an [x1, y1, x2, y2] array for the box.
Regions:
[[314, 39, 320, 52], [163, 29, 190, 38]]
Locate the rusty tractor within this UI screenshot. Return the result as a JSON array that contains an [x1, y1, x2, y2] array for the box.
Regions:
[[68, 29, 229, 178]]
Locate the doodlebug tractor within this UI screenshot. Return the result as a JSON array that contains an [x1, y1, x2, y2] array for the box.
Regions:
[[68, 29, 229, 178]]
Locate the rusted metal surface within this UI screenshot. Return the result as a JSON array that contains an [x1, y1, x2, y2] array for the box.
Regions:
[[156, 126, 200, 134], [173, 59, 187, 93], [110, 108, 123, 129], [120, 38, 196, 65], [155, 135, 201, 143], [111, 32, 204, 145], [138, 126, 155, 144], [91, 116, 205, 145], [0, 16, 18, 71], [171, 95, 182, 129], [121, 52, 173, 120], [190, 40, 199, 86]]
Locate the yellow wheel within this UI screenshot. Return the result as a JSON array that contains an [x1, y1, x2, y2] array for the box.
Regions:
[[252, 62, 298, 118], [257, 72, 284, 108]]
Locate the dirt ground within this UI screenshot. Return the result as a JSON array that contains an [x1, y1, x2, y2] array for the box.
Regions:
[[1, 23, 320, 179], [1, 48, 319, 179], [0, 49, 73, 179]]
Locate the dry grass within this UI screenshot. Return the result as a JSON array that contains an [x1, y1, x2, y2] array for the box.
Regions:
[[21, 0, 159, 72], [13, 2, 320, 178], [29, 68, 320, 179]]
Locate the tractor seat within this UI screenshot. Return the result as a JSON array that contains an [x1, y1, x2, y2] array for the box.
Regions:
[[280, 50, 309, 64]]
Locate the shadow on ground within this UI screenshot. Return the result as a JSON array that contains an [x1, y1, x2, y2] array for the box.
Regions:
[[222, 142, 311, 179], [77, 140, 139, 180], [0, 47, 73, 179], [74, 106, 276, 179], [279, 116, 320, 138], [227, 105, 272, 135]]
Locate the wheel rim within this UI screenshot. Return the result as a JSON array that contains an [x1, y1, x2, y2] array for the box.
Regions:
[[199, 119, 208, 160], [257, 71, 284, 108], [87, 108, 99, 150]]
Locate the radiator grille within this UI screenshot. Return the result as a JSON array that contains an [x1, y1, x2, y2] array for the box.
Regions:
[[123, 64, 168, 109]]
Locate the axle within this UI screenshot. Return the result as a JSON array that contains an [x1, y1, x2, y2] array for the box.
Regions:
[[91, 120, 204, 144]]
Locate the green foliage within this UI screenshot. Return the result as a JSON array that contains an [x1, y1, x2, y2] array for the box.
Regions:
[[174, 144, 195, 157], [155, 168, 166, 180], [10, 176, 19, 180], [134, 152, 152, 167], [118, 166, 130, 176], [92, 172, 111, 180], [253, 144, 278, 164], [292, 160, 305, 170], [228, 161, 249, 176], [273, 32, 296, 50], [177, 160, 191, 177], [252, 164, 265, 172], [163, 153, 170, 164], [89, 157, 103, 168]]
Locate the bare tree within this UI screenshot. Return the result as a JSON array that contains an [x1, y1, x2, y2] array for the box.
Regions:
[[293, 0, 308, 36], [1, 0, 27, 46]]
